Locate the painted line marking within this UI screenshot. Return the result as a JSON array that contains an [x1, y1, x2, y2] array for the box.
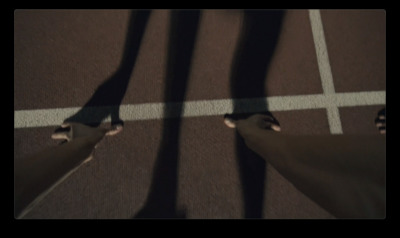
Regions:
[[309, 10, 336, 95], [309, 9, 343, 134], [14, 91, 386, 128]]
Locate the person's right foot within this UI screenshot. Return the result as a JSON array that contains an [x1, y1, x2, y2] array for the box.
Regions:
[[224, 112, 281, 131], [375, 108, 386, 134]]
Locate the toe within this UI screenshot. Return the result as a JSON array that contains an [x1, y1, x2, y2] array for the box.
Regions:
[[106, 124, 123, 136], [224, 117, 237, 128]]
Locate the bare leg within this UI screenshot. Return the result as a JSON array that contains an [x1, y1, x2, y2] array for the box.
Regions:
[[14, 123, 121, 218], [225, 113, 386, 218]]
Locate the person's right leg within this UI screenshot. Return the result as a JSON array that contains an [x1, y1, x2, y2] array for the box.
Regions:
[[225, 110, 386, 218]]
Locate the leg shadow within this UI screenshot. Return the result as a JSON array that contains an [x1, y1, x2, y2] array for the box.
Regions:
[[63, 10, 151, 127], [230, 10, 285, 218], [134, 10, 201, 218]]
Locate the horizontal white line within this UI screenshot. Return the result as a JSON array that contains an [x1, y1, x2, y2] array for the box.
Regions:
[[14, 91, 386, 129]]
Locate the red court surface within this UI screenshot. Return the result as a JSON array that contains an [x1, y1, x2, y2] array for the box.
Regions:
[[14, 9, 386, 219]]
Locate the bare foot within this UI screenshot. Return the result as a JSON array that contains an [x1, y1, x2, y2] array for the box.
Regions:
[[224, 112, 281, 132], [52, 122, 122, 142]]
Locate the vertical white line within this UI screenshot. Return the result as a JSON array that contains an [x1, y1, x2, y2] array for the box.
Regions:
[[309, 9, 343, 134], [326, 106, 343, 134], [309, 10, 336, 95]]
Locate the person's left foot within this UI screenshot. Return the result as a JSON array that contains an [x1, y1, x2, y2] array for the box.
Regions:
[[52, 122, 122, 142], [106, 124, 123, 136]]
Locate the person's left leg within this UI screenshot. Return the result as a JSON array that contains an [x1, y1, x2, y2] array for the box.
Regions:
[[15, 123, 121, 218]]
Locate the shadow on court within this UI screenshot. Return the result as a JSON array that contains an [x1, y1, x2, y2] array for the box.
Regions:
[[63, 10, 151, 127], [134, 10, 201, 218], [56, 9, 285, 218], [229, 10, 285, 218]]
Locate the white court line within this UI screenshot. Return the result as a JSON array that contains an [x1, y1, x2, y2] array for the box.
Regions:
[[14, 91, 386, 129], [14, 10, 385, 130], [309, 9, 343, 134], [309, 10, 335, 95]]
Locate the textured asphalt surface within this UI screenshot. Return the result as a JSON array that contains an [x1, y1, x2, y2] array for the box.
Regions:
[[14, 9, 385, 219]]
